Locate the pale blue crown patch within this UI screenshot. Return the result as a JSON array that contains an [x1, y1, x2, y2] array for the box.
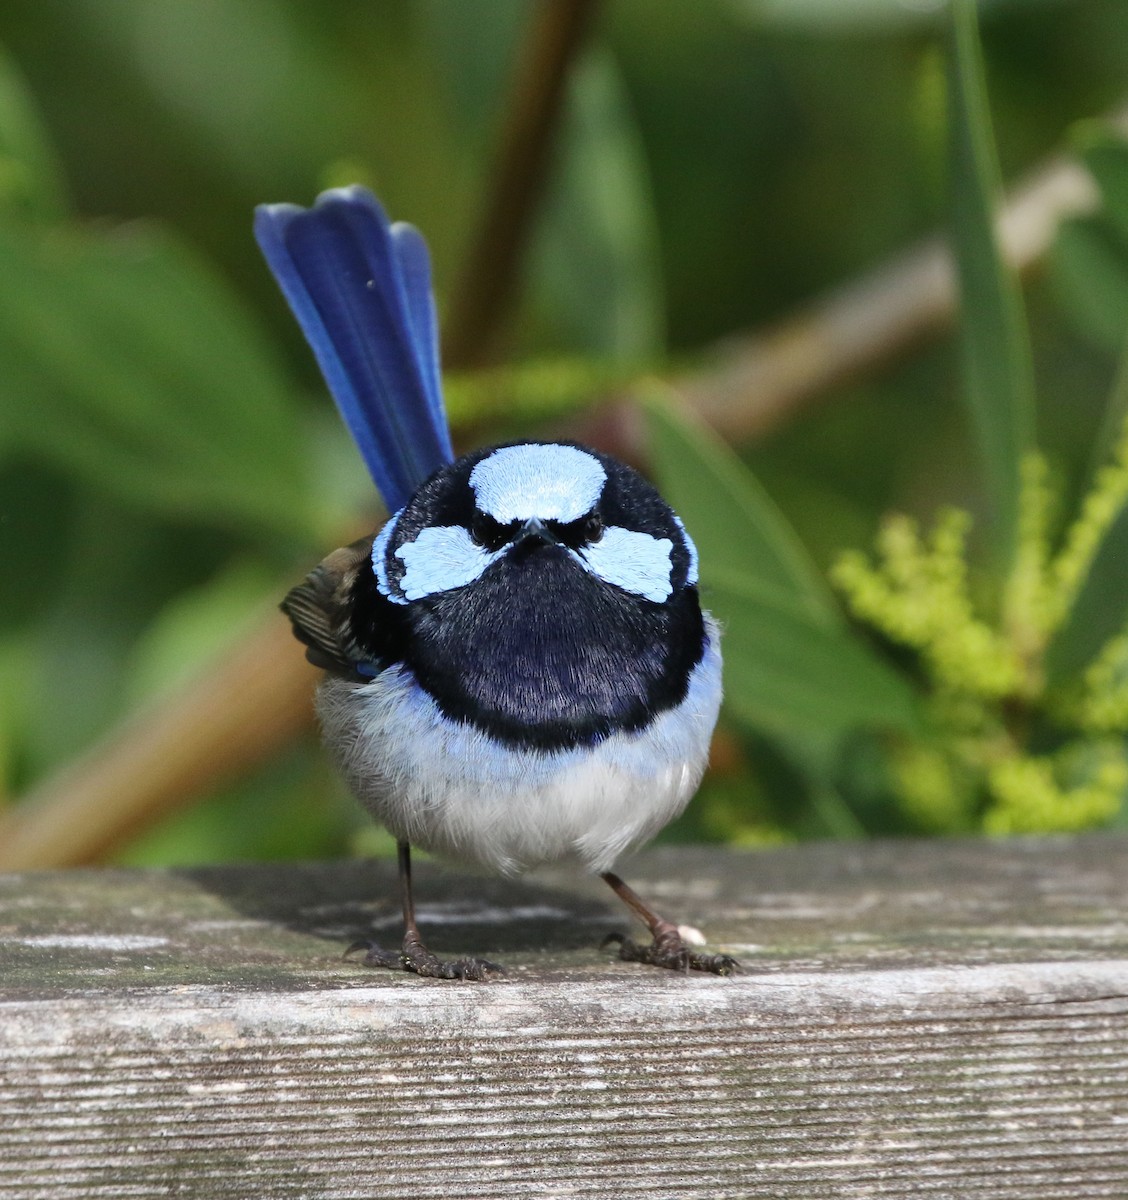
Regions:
[[579, 528, 674, 603], [470, 444, 606, 523], [672, 515, 699, 585]]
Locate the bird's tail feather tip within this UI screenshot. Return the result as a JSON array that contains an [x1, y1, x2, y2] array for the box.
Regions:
[[254, 186, 453, 514]]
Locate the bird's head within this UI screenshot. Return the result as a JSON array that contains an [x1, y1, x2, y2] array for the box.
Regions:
[[370, 441, 699, 609]]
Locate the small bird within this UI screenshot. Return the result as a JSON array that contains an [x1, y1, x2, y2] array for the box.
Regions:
[[255, 186, 734, 979]]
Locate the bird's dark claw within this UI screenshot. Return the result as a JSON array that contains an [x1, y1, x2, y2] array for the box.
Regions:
[[345, 936, 505, 982], [601, 929, 741, 976]]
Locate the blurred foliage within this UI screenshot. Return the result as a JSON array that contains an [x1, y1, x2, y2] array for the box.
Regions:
[[1, 0, 1128, 865], [823, 2, 1128, 839]]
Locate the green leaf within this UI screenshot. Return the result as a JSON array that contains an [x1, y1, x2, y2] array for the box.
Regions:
[[0, 219, 321, 544], [1043, 125, 1128, 682], [125, 559, 279, 707], [115, 744, 346, 867], [1088, 335, 1128, 493], [729, 0, 1021, 33], [1050, 215, 1128, 352], [707, 569, 922, 738], [529, 48, 665, 361], [25, 494, 183, 769], [1045, 501, 1128, 684], [947, 0, 1036, 568], [1076, 125, 1128, 248], [0, 633, 34, 797], [0, 458, 75, 632], [0, 45, 66, 222], [643, 387, 840, 629]]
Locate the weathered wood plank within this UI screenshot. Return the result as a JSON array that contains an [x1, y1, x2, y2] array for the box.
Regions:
[[2, 835, 1127, 1199]]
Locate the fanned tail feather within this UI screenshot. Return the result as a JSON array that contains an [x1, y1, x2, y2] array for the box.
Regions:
[[254, 186, 453, 513]]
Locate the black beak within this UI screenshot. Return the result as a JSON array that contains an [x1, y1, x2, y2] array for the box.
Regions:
[[511, 517, 559, 556]]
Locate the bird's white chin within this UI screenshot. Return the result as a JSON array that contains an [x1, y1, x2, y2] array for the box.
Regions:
[[315, 621, 722, 876]]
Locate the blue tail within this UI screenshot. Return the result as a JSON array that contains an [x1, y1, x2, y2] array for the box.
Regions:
[[254, 186, 453, 514]]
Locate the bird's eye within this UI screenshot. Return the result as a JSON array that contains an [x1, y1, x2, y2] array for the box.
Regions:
[[470, 512, 509, 552], [582, 513, 603, 544]]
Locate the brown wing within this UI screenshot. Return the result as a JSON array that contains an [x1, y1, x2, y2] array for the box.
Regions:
[[281, 537, 373, 680]]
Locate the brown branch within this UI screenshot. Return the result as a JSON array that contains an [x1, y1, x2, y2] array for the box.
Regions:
[[673, 147, 1110, 444], [589, 108, 1127, 458], [441, 0, 602, 368], [0, 619, 313, 869], [573, 145, 1108, 468], [3, 105, 1123, 870]]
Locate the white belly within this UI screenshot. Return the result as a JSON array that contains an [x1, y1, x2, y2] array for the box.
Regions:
[[316, 622, 722, 876]]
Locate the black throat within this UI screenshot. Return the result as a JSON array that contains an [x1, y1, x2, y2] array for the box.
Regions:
[[349, 546, 706, 752]]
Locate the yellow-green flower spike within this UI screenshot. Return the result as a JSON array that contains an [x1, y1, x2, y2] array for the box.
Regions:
[[832, 508, 1021, 700], [985, 742, 1128, 834], [1060, 632, 1128, 733], [831, 410, 1128, 836]]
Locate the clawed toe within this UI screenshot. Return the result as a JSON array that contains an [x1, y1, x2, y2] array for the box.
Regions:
[[602, 930, 741, 976], [443, 956, 506, 982], [599, 871, 741, 977], [345, 938, 505, 982], [347, 843, 507, 982], [345, 938, 403, 970]]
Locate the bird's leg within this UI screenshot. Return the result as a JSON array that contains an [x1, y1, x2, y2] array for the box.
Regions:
[[346, 842, 504, 981], [600, 871, 739, 975]]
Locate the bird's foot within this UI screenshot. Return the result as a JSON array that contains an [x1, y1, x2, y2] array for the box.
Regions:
[[345, 932, 505, 982], [602, 923, 740, 976]]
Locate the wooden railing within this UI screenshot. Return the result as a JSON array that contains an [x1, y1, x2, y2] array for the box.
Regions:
[[2, 835, 1127, 1198]]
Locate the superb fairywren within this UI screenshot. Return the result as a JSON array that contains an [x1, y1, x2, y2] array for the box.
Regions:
[[255, 187, 734, 979]]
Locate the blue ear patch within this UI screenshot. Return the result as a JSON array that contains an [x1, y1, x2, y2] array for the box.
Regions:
[[395, 526, 502, 601], [580, 528, 675, 603], [470, 444, 606, 523]]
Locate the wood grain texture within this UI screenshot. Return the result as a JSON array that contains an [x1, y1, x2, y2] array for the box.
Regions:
[[2, 836, 1127, 1199]]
